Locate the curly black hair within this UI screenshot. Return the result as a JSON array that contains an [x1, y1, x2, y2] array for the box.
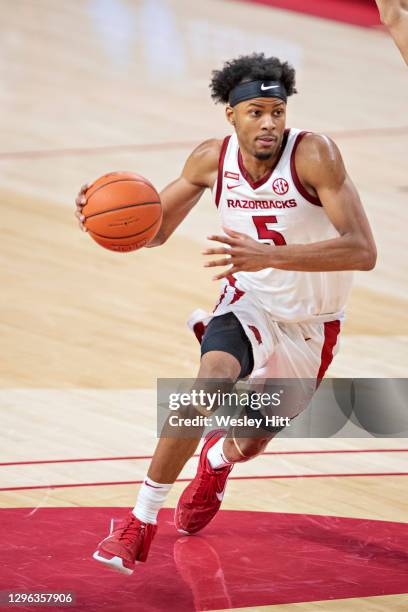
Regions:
[[209, 53, 297, 104]]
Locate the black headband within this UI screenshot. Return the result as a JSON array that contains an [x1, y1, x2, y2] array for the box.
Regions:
[[229, 80, 287, 107]]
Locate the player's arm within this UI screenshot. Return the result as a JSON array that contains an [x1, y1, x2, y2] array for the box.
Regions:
[[269, 133, 377, 271], [375, 0, 408, 65], [146, 139, 220, 247], [204, 134, 376, 278]]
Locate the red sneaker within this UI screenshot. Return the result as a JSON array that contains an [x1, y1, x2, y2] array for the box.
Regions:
[[93, 511, 157, 575], [175, 430, 233, 535]]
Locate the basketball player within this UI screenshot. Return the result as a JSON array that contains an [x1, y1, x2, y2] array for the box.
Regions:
[[375, 0, 408, 64], [75, 54, 377, 575]]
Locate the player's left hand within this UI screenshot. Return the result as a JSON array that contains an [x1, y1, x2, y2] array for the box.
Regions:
[[75, 183, 90, 232], [203, 227, 272, 280]]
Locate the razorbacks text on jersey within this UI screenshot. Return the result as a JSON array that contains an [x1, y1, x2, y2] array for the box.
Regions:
[[212, 128, 353, 323]]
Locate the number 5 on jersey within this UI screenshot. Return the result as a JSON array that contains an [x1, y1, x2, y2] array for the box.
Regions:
[[252, 215, 286, 245]]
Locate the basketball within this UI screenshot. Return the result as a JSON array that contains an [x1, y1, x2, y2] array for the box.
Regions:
[[82, 171, 162, 252]]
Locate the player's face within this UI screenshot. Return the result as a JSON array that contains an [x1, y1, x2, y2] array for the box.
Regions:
[[227, 98, 286, 161]]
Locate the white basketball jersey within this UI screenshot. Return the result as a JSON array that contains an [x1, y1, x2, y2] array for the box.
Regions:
[[212, 128, 353, 323]]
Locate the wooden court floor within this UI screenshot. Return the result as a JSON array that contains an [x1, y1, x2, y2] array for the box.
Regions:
[[1, 1, 407, 610]]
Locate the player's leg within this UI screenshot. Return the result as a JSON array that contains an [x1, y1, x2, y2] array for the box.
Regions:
[[138, 313, 252, 515], [213, 431, 276, 464], [175, 312, 278, 533], [176, 318, 341, 534], [221, 319, 342, 463], [175, 415, 283, 534], [145, 349, 241, 485], [93, 321, 244, 574], [219, 318, 342, 465]]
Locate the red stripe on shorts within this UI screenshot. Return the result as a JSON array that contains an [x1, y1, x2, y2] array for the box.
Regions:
[[213, 284, 228, 313], [317, 320, 340, 383], [227, 274, 245, 304], [248, 324, 263, 345], [193, 321, 206, 343], [213, 275, 245, 314]]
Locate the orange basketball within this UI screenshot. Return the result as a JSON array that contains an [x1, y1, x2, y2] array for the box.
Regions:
[[82, 171, 162, 252]]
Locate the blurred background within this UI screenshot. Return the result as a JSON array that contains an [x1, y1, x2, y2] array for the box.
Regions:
[[1, 0, 407, 388]]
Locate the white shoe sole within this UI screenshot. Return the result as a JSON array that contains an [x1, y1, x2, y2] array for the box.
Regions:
[[93, 551, 133, 575]]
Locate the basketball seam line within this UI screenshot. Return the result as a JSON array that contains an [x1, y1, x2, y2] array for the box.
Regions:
[[86, 178, 155, 201], [85, 201, 161, 219], [89, 215, 161, 240]]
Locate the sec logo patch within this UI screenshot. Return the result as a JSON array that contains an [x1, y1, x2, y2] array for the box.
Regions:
[[272, 178, 289, 195]]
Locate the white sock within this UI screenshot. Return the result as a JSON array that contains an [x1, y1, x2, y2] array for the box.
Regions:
[[133, 476, 172, 524], [207, 437, 232, 470]]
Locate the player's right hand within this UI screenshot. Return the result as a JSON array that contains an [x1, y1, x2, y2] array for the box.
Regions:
[[75, 183, 89, 232]]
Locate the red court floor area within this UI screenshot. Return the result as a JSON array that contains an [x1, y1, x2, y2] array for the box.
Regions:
[[238, 0, 382, 28], [1, 508, 407, 611]]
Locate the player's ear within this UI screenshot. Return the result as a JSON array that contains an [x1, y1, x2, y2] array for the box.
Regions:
[[225, 105, 235, 126]]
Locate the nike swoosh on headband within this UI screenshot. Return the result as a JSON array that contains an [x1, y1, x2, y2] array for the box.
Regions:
[[229, 80, 288, 106]]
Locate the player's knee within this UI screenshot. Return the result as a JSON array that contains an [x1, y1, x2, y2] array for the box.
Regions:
[[197, 350, 241, 381]]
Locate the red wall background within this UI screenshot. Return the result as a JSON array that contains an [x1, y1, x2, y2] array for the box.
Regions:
[[237, 0, 382, 28]]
